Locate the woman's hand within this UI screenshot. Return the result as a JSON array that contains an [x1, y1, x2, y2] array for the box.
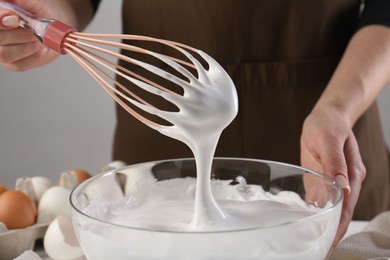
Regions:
[[0, 0, 63, 71], [0, 0, 93, 71], [300, 25, 390, 257], [300, 105, 366, 248]]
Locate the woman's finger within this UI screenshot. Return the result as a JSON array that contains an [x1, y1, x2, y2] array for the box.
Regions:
[[0, 40, 42, 64], [332, 135, 366, 246], [0, 3, 20, 29], [2, 46, 55, 71], [1, 14, 19, 28], [0, 28, 37, 45]]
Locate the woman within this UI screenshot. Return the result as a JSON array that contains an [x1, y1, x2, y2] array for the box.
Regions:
[[0, 0, 389, 247]]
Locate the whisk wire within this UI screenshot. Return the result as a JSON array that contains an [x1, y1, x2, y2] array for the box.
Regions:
[[68, 41, 177, 98], [69, 33, 196, 69], [66, 35, 194, 92], [65, 45, 160, 128], [63, 32, 217, 129], [65, 44, 151, 106], [65, 42, 181, 111]]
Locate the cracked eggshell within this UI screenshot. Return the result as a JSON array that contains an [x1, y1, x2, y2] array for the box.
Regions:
[[44, 215, 84, 260], [38, 186, 71, 219]]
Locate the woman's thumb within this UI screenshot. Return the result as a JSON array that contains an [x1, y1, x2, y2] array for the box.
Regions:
[[0, 13, 19, 28], [0, 1, 20, 29]]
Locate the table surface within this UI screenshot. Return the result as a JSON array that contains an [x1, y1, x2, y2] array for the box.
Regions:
[[33, 221, 369, 259]]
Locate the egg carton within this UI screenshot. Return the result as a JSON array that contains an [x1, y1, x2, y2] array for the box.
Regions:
[[0, 174, 71, 260], [0, 162, 124, 260], [0, 221, 49, 260]]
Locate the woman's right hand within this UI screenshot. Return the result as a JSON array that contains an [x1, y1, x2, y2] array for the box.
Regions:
[[0, 0, 74, 71]]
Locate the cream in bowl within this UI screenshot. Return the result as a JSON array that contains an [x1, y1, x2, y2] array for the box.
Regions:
[[70, 158, 342, 260]]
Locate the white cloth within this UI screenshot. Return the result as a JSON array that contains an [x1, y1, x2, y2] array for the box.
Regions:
[[331, 211, 390, 260]]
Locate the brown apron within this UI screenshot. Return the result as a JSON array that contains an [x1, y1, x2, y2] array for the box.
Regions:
[[113, 0, 390, 220]]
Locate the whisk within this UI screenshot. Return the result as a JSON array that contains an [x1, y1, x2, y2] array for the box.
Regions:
[[0, 1, 238, 145]]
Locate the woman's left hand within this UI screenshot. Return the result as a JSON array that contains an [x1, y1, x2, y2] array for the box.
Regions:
[[300, 105, 366, 248]]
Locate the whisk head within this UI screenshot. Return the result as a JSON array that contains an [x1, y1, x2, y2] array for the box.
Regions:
[[0, 0, 238, 147], [61, 32, 238, 143]]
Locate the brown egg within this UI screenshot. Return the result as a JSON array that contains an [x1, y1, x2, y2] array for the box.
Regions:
[[70, 169, 91, 183], [0, 190, 37, 229], [0, 184, 7, 195]]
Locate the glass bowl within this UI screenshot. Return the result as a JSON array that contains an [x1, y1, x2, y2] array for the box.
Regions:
[[70, 158, 342, 260]]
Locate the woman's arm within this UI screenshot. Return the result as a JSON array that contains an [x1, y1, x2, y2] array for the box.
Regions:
[[301, 24, 390, 248], [315, 25, 390, 128], [0, 0, 95, 71]]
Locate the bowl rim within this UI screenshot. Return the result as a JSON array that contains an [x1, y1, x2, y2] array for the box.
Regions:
[[69, 157, 343, 234]]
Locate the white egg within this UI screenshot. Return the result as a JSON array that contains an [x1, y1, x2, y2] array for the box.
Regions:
[[31, 176, 53, 202], [44, 215, 84, 260], [38, 186, 71, 218]]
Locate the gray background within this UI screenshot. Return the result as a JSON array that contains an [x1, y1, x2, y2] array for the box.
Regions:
[[1, 1, 389, 187]]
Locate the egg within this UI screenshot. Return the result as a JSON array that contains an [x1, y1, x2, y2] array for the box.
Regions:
[[38, 186, 71, 219], [0, 184, 7, 195], [44, 215, 84, 260], [0, 190, 37, 229], [31, 176, 53, 202]]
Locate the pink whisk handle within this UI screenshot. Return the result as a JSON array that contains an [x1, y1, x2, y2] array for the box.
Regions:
[[0, 1, 76, 54], [43, 20, 76, 54]]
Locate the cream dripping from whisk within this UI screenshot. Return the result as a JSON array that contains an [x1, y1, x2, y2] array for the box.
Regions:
[[150, 51, 239, 229]]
